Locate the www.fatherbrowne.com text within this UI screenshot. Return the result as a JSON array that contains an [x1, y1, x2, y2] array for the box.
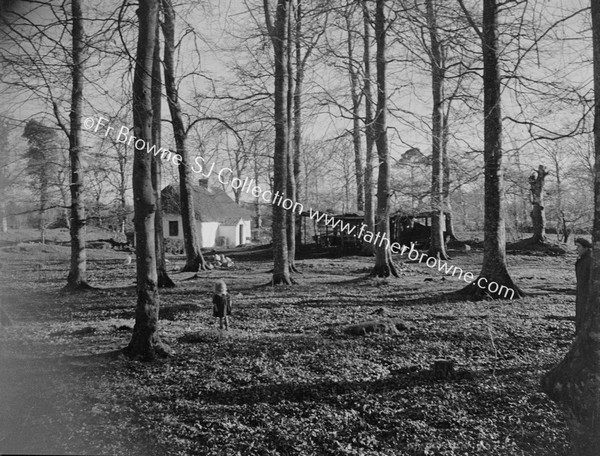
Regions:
[[83, 115, 515, 299]]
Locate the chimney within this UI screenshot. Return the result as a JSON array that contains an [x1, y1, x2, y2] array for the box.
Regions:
[[198, 178, 209, 188]]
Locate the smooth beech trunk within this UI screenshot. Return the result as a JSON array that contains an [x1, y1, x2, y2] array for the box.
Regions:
[[542, 2, 600, 452], [361, 0, 375, 256], [370, 0, 398, 278], [124, 0, 169, 361], [161, 0, 206, 272], [426, 0, 448, 261], [265, 0, 293, 285], [286, 0, 298, 272], [151, 20, 174, 288], [293, 0, 303, 251], [346, 15, 364, 212], [64, 0, 90, 290], [442, 110, 457, 241], [459, 0, 522, 299]]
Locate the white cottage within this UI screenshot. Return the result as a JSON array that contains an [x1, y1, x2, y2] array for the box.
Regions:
[[161, 179, 253, 248]]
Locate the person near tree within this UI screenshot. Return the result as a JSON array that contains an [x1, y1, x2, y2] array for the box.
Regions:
[[574, 237, 593, 335], [212, 279, 232, 330]]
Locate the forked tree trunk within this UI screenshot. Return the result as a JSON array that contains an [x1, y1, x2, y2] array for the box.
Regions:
[[361, 0, 375, 256], [541, 3, 600, 452], [265, 0, 293, 285], [151, 20, 175, 288], [459, 0, 523, 299], [426, 0, 449, 261], [124, 0, 170, 360], [370, 0, 398, 278], [529, 164, 548, 243], [161, 0, 207, 272], [65, 0, 90, 291]]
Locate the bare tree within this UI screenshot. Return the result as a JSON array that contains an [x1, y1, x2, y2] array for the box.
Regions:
[[361, 0, 376, 256], [286, 0, 299, 272], [426, 0, 449, 260], [264, 0, 293, 285], [457, 0, 523, 299], [151, 17, 174, 288], [345, 4, 364, 213], [124, 0, 170, 360], [63, 0, 90, 290], [161, 0, 207, 272], [528, 164, 548, 243], [370, 0, 398, 278]]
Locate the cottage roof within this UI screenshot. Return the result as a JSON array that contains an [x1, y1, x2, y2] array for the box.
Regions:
[[161, 183, 253, 224]]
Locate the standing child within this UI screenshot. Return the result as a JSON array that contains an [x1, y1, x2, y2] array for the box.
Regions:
[[212, 280, 232, 330]]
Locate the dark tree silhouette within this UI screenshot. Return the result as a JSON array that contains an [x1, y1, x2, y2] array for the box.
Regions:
[[541, 3, 600, 453]]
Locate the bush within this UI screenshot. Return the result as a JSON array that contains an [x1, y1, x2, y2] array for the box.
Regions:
[[164, 238, 184, 254]]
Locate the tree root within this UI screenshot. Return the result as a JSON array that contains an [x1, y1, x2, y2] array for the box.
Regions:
[[157, 270, 176, 288], [370, 260, 400, 278], [62, 280, 94, 292], [427, 248, 450, 261], [123, 337, 173, 361], [288, 263, 302, 274], [180, 256, 209, 272], [457, 275, 525, 300]]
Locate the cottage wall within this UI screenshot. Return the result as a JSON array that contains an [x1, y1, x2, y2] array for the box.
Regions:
[[218, 219, 251, 247], [199, 221, 219, 248]]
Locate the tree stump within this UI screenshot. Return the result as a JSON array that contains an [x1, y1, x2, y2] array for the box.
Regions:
[[432, 359, 455, 380]]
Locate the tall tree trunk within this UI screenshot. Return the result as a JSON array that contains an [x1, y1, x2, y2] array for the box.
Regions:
[[361, 0, 375, 256], [529, 164, 548, 243], [124, 0, 169, 360], [347, 16, 364, 212], [442, 126, 457, 241], [442, 86, 457, 242], [459, 0, 523, 299], [426, 0, 449, 260], [118, 151, 128, 234], [263, 0, 292, 285], [161, 0, 206, 272], [293, 0, 303, 251], [151, 19, 175, 288], [286, 0, 299, 273], [370, 0, 398, 278], [65, 0, 90, 290], [265, 0, 292, 285], [542, 4, 600, 450]]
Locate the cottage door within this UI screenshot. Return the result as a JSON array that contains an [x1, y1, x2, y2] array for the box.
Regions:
[[239, 224, 243, 245]]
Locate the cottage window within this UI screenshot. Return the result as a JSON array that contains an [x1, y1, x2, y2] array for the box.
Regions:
[[169, 220, 179, 237]]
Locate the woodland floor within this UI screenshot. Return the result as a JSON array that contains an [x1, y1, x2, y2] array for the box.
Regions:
[[0, 239, 577, 455]]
